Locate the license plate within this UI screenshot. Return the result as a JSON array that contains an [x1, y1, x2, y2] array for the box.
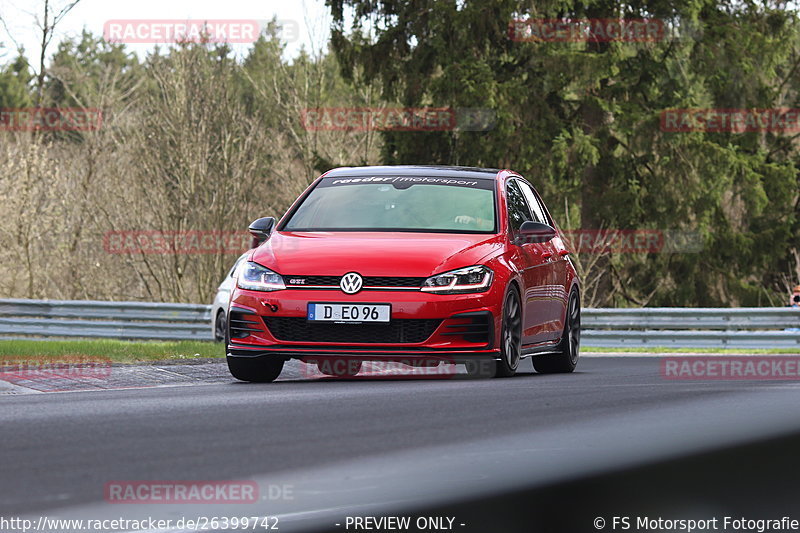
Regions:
[[307, 303, 391, 323]]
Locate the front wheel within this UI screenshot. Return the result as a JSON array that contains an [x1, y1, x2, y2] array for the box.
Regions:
[[227, 356, 285, 382], [532, 289, 580, 374], [494, 287, 522, 378]]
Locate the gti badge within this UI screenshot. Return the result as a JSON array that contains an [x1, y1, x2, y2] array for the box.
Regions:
[[340, 272, 363, 294]]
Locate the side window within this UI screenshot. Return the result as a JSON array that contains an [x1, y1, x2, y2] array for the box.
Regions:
[[517, 180, 550, 225], [506, 180, 533, 232]]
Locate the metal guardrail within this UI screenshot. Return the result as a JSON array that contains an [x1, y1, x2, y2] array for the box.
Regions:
[[0, 299, 211, 341], [0, 299, 798, 348], [582, 308, 800, 348], [583, 307, 800, 329]]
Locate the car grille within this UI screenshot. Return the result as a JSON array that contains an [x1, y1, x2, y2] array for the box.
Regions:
[[284, 275, 424, 289], [364, 276, 424, 287], [263, 317, 441, 344]]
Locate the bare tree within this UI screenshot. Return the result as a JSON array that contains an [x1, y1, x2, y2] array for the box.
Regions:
[[0, 135, 58, 298], [775, 247, 800, 306], [559, 199, 617, 307], [0, 0, 82, 104], [101, 44, 282, 302]]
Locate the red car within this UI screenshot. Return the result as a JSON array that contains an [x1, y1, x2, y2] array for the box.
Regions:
[[226, 166, 580, 382]]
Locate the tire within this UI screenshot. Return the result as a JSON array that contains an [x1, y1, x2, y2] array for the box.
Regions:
[[533, 289, 580, 374], [494, 286, 523, 378], [214, 311, 227, 342], [317, 359, 363, 378], [225, 314, 284, 382], [227, 356, 285, 383]]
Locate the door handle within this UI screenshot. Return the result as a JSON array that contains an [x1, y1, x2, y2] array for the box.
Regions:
[[541, 251, 553, 260], [558, 250, 570, 256]]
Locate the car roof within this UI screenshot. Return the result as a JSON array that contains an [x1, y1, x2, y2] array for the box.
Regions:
[[323, 165, 507, 180]]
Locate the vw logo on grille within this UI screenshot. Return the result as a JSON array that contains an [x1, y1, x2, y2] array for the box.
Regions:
[[340, 272, 363, 294]]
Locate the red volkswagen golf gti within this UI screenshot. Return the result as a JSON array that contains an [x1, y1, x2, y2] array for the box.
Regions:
[[226, 166, 580, 382]]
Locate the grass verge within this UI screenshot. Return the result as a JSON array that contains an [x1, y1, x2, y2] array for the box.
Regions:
[[0, 339, 224, 364], [583, 346, 800, 355]]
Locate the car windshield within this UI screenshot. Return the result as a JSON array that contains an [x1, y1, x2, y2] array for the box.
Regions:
[[283, 176, 497, 233]]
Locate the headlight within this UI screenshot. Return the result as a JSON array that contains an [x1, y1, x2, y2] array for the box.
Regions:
[[236, 261, 286, 292], [421, 265, 493, 294]]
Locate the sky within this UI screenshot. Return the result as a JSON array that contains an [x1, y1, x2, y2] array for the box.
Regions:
[[0, 0, 332, 67]]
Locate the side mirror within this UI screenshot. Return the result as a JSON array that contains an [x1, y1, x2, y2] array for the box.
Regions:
[[248, 217, 276, 248], [518, 221, 556, 244]]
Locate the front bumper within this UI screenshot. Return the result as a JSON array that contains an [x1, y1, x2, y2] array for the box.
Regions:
[[226, 287, 502, 362]]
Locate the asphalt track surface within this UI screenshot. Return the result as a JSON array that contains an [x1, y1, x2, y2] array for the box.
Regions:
[[3, 355, 800, 532]]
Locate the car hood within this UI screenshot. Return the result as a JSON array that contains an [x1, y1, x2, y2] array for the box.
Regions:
[[250, 231, 504, 277]]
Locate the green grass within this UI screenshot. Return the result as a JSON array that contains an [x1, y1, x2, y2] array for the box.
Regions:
[[583, 346, 800, 354], [0, 339, 224, 364]]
